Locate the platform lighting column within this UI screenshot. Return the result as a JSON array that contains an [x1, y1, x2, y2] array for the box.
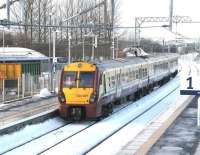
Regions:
[[68, 33, 71, 64], [53, 30, 56, 73], [112, 31, 115, 59], [48, 28, 51, 59], [92, 36, 94, 60], [48, 13, 52, 91], [82, 36, 85, 61], [116, 36, 118, 58], [92, 35, 98, 60], [49, 13, 52, 59]]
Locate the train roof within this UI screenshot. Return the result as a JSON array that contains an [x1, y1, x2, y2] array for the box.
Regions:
[[92, 53, 179, 71], [0, 47, 48, 62]]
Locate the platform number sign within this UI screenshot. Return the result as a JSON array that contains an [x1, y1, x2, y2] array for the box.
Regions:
[[186, 77, 193, 89], [180, 76, 200, 96], [180, 76, 200, 126]]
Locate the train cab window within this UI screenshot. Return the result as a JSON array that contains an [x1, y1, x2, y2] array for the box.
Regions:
[[79, 72, 95, 88], [63, 71, 77, 88]]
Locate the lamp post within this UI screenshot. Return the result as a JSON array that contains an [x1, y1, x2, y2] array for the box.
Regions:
[[68, 33, 71, 64], [92, 36, 94, 60], [82, 36, 85, 61], [116, 35, 118, 58], [48, 13, 52, 59], [51, 30, 60, 92], [83, 31, 97, 61], [112, 31, 115, 59], [52, 30, 56, 73]]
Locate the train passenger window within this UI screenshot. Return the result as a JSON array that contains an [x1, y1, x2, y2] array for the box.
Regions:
[[79, 72, 95, 88], [108, 77, 111, 87], [133, 71, 135, 80], [145, 68, 148, 76], [126, 72, 129, 82], [63, 71, 77, 88], [139, 68, 143, 78], [136, 70, 139, 79], [111, 76, 115, 87]]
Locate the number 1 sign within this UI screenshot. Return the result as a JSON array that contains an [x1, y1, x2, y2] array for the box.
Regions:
[[180, 76, 200, 95], [180, 76, 200, 126]]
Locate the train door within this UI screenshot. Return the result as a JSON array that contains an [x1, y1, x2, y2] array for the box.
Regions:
[[116, 68, 121, 98]]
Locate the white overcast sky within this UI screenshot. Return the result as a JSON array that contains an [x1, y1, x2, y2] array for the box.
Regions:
[[121, 0, 200, 40]]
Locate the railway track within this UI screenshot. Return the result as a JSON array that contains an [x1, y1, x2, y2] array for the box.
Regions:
[[41, 78, 179, 155], [0, 121, 71, 154], [3, 76, 178, 155], [0, 95, 57, 111], [86, 86, 179, 155], [1, 96, 136, 155], [0, 101, 58, 127]]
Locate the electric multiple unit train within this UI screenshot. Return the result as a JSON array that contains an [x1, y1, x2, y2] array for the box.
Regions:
[[58, 53, 178, 120]]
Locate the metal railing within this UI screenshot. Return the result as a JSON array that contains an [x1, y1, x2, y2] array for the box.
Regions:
[[0, 70, 61, 104]]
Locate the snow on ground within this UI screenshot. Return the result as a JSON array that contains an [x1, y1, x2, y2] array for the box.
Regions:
[[87, 89, 182, 155], [5, 122, 94, 155], [55, 87, 59, 94], [0, 104, 6, 108], [41, 77, 180, 155], [0, 117, 65, 154], [34, 88, 52, 98]]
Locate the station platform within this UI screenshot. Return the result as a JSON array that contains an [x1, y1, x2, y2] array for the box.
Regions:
[[117, 95, 199, 155], [0, 96, 58, 128]]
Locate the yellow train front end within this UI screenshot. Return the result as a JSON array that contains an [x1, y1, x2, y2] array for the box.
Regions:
[[58, 62, 100, 120]]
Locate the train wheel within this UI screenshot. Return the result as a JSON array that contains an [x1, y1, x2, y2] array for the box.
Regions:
[[108, 103, 113, 114], [127, 94, 135, 101], [135, 92, 139, 100], [120, 97, 126, 104], [102, 105, 109, 117], [138, 89, 143, 98], [114, 99, 121, 105]]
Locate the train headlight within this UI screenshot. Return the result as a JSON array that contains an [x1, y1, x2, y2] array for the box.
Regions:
[[89, 93, 97, 103], [58, 91, 66, 104]]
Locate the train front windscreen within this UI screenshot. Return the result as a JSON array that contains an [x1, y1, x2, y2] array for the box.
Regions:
[[62, 70, 95, 105]]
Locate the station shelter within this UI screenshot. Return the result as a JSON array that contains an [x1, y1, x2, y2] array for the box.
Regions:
[[0, 47, 49, 93]]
